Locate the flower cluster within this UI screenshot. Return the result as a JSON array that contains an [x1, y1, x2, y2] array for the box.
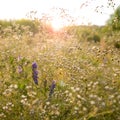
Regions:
[[32, 62, 38, 85]]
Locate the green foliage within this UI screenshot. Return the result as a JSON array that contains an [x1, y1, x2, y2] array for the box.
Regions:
[[0, 19, 39, 37], [0, 20, 12, 28], [107, 5, 120, 30], [86, 34, 100, 43], [70, 25, 101, 43], [16, 19, 39, 34], [87, 36, 93, 42], [93, 34, 101, 42], [114, 40, 120, 49]]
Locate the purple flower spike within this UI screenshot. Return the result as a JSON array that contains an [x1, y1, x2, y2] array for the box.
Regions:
[[32, 62, 38, 85], [49, 80, 56, 97], [33, 76, 38, 85], [32, 62, 37, 69], [33, 70, 38, 76]]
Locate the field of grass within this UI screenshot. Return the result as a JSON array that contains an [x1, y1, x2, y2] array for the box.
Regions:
[[0, 21, 120, 120]]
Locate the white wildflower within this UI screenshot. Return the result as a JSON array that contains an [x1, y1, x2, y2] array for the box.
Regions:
[[90, 101, 95, 105]]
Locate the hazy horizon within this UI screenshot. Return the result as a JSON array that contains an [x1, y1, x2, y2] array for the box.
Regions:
[[0, 0, 120, 26]]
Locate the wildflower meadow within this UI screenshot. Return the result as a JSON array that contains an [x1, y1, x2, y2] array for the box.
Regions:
[[0, 18, 120, 120]]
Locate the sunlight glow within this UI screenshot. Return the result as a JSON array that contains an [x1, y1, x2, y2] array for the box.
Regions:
[[51, 18, 64, 31]]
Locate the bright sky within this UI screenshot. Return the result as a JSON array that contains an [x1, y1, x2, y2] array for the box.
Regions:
[[0, 0, 120, 27]]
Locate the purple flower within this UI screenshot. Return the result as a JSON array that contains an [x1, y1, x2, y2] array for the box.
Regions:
[[33, 70, 38, 76], [17, 56, 22, 62], [17, 65, 23, 73], [32, 62, 38, 85], [49, 80, 56, 97], [32, 62, 37, 69]]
